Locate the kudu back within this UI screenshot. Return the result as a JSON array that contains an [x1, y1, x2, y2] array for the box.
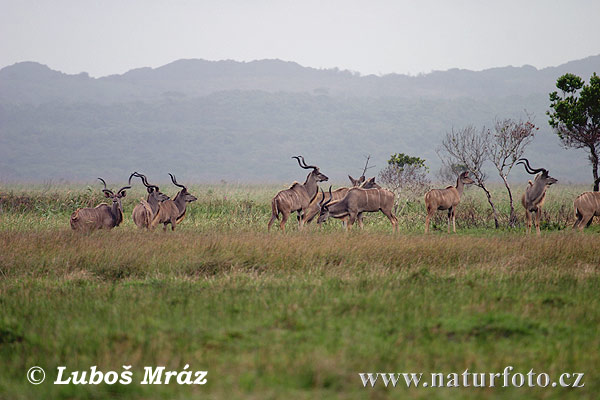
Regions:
[[70, 178, 131, 232]]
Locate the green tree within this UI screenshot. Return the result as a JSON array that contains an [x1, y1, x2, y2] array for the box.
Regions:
[[548, 73, 600, 191]]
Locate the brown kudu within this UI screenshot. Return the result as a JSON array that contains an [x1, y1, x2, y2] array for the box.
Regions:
[[70, 178, 131, 232], [424, 171, 475, 233], [130, 172, 170, 229], [268, 156, 328, 232], [151, 174, 197, 231], [517, 158, 557, 235]]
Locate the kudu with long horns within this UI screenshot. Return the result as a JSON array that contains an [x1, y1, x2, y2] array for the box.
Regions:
[[424, 171, 474, 233], [268, 156, 328, 232], [151, 174, 197, 231], [517, 158, 557, 235], [70, 178, 131, 231], [130, 172, 170, 229], [316, 185, 398, 232], [572, 178, 600, 230]]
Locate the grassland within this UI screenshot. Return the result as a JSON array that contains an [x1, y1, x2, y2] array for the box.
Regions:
[[0, 183, 599, 399]]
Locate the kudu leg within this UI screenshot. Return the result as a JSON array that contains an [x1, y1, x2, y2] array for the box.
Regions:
[[267, 213, 278, 232], [525, 211, 532, 235], [425, 212, 433, 234], [535, 209, 542, 235], [451, 208, 456, 233], [382, 210, 398, 233], [579, 214, 593, 231], [279, 212, 289, 232], [447, 208, 452, 233], [357, 212, 364, 230]]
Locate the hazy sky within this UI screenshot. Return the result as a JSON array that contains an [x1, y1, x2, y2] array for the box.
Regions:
[[1, 0, 599, 77]]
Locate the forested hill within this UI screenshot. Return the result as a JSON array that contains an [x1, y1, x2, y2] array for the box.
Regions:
[[1, 56, 599, 183]]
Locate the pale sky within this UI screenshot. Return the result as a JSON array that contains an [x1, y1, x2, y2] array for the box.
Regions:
[[1, 0, 599, 77]]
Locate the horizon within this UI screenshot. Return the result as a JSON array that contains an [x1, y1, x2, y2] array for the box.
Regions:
[[3, 54, 599, 80], [2, 1, 599, 78]]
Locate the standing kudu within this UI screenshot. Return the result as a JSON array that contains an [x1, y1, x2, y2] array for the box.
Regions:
[[303, 175, 379, 225], [70, 178, 131, 231], [317, 185, 398, 232], [268, 156, 328, 232], [424, 171, 474, 233], [572, 178, 600, 230], [151, 174, 197, 231], [130, 172, 170, 229], [517, 158, 557, 235]]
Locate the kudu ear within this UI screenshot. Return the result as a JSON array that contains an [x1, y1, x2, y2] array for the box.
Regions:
[[103, 191, 112, 198]]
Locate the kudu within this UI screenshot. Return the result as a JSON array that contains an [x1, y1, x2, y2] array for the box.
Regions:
[[130, 172, 170, 229], [303, 175, 379, 225], [572, 178, 600, 230], [517, 158, 557, 235], [70, 178, 131, 231], [151, 174, 197, 231], [268, 156, 328, 232], [424, 171, 475, 233], [317, 185, 398, 232]]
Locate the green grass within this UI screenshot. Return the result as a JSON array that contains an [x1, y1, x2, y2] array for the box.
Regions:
[[0, 183, 599, 399]]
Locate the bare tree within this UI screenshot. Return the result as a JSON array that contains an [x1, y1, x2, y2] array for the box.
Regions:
[[438, 125, 500, 228], [485, 116, 538, 227], [378, 153, 430, 215]]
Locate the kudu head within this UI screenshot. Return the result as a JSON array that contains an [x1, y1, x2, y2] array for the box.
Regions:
[[458, 171, 475, 186], [292, 156, 328, 182], [129, 172, 170, 202], [348, 175, 365, 187], [360, 177, 381, 189], [98, 177, 130, 210], [168, 173, 197, 203], [316, 186, 334, 225], [517, 158, 557, 187]]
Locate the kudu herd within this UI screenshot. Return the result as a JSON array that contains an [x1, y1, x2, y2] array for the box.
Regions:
[[70, 173, 195, 232], [68, 155, 598, 234]]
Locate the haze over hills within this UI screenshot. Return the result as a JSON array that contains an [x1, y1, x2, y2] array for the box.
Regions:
[[1, 56, 599, 184]]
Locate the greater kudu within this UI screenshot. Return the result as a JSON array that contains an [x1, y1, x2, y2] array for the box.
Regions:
[[268, 156, 328, 232], [517, 158, 557, 235], [70, 178, 131, 231], [316, 185, 398, 232], [303, 175, 379, 225], [151, 174, 197, 231], [424, 171, 474, 233], [572, 178, 600, 230], [130, 172, 170, 229]]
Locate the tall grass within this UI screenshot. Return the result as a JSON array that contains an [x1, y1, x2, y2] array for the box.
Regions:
[[0, 183, 599, 399]]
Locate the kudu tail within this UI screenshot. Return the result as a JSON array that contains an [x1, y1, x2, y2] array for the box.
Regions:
[[70, 209, 80, 229], [271, 198, 280, 220]]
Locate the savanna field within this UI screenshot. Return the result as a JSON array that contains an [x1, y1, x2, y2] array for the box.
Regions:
[[0, 182, 599, 399]]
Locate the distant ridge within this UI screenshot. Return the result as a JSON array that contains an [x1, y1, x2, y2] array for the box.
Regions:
[[1, 55, 599, 105]]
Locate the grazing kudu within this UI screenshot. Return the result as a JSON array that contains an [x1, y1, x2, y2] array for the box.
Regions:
[[317, 185, 398, 232], [151, 174, 197, 231], [70, 178, 131, 232], [303, 175, 378, 225], [267, 156, 328, 232], [572, 178, 600, 230], [130, 172, 170, 229], [424, 171, 475, 233], [517, 158, 558, 235]]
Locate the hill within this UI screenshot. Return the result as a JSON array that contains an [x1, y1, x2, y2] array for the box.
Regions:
[[0, 56, 599, 183]]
